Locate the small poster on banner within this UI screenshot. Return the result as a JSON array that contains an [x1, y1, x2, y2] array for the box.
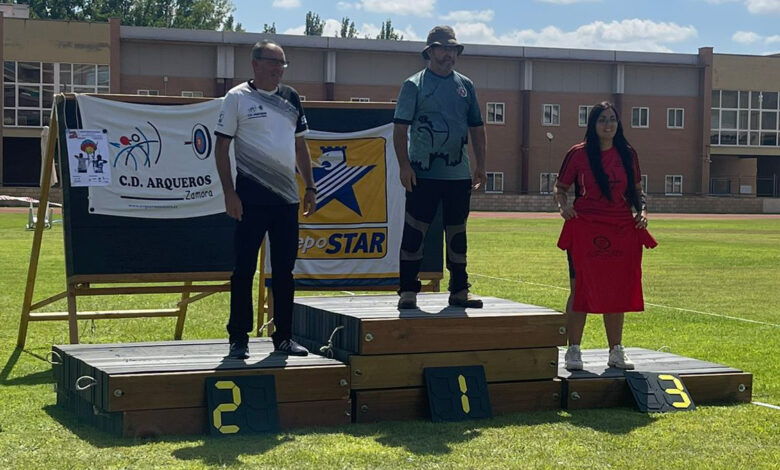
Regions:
[[66, 129, 112, 187]]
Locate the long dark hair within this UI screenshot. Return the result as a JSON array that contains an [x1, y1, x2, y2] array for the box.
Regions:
[[584, 101, 640, 210]]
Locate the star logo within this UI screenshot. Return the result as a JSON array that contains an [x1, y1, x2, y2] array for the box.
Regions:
[[312, 146, 374, 216]]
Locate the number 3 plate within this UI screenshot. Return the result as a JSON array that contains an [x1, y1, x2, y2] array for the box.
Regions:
[[625, 371, 696, 413]]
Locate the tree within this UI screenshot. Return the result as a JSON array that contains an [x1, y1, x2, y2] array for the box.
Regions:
[[339, 17, 357, 38], [262, 22, 277, 34], [304, 10, 323, 36], [223, 14, 244, 32], [19, 0, 241, 31], [376, 19, 403, 40], [22, 0, 87, 21]]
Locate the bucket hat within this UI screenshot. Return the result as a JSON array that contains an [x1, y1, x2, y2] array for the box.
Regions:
[[421, 25, 464, 60]]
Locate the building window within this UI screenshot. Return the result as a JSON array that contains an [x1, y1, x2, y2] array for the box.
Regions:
[[667, 108, 684, 128], [540, 172, 558, 194], [631, 107, 649, 128], [641, 174, 648, 194], [711, 90, 779, 147], [181, 91, 204, 98], [3, 61, 107, 127], [665, 175, 683, 195], [578, 105, 593, 127], [487, 102, 505, 124], [543, 104, 559, 126], [137, 89, 159, 96], [485, 172, 504, 193], [350, 97, 370, 102]]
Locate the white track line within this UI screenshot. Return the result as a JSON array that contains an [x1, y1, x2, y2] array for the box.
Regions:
[[471, 273, 779, 328], [752, 401, 780, 410]]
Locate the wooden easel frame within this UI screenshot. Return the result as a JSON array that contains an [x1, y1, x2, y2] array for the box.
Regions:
[[17, 97, 233, 347], [18, 96, 443, 347]]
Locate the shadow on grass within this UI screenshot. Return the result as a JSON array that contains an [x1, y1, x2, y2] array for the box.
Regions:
[[0, 347, 55, 386], [43, 403, 291, 458], [171, 434, 295, 466], [564, 407, 656, 434], [343, 410, 567, 455], [44, 401, 297, 465]]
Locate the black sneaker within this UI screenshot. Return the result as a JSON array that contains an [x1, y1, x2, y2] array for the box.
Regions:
[[228, 342, 249, 359], [272, 335, 309, 356]]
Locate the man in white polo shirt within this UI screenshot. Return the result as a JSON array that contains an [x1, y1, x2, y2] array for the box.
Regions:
[[215, 40, 316, 359]]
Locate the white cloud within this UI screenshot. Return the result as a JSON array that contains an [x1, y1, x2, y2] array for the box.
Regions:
[[453, 19, 697, 53], [337, 1, 359, 9], [441, 9, 494, 22], [323, 19, 343, 37], [282, 25, 305, 35], [732, 31, 761, 44], [745, 0, 780, 14], [702, 0, 780, 14], [358, 0, 436, 16], [272, 0, 301, 8], [766, 35, 780, 44], [452, 22, 499, 44], [401, 25, 421, 41], [536, 0, 601, 4], [359, 23, 381, 39]]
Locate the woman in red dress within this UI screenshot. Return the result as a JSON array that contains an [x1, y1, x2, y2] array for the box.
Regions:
[[553, 101, 649, 371]]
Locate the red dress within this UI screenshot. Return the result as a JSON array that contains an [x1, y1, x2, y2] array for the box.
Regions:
[[556, 144, 656, 313]]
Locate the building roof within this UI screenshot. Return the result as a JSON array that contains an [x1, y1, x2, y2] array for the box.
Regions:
[[120, 26, 700, 66]]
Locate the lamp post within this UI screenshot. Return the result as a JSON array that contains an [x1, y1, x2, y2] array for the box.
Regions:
[[546, 132, 554, 192]]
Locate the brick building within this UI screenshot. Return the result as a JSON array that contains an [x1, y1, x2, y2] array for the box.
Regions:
[[2, 10, 779, 211]]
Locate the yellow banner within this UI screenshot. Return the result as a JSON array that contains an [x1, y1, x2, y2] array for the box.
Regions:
[[298, 227, 388, 260]]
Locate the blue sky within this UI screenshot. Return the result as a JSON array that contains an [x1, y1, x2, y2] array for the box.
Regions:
[[232, 0, 780, 55]]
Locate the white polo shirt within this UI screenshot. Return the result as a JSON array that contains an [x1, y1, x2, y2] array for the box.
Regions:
[[216, 81, 308, 204]]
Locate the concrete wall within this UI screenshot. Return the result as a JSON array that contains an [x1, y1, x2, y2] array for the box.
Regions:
[[713, 54, 780, 90], [470, 193, 769, 213], [624, 65, 700, 96], [3, 18, 110, 63], [121, 42, 215, 78]]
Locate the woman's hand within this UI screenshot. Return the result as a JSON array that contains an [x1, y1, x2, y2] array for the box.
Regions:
[[554, 187, 576, 220], [559, 205, 577, 220], [635, 209, 648, 229]]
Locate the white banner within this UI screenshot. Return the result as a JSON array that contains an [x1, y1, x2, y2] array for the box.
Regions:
[[76, 95, 226, 218], [267, 123, 405, 287]]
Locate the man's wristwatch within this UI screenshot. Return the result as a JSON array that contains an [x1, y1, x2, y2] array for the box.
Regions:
[[305, 186, 317, 194]]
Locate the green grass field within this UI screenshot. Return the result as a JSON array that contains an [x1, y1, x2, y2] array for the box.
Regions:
[[0, 212, 777, 469]]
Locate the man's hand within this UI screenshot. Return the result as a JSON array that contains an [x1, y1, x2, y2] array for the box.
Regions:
[[472, 166, 487, 190], [224, 188, 243, 221], [399, 164, 417, 192], [303, 189, 317, 216]]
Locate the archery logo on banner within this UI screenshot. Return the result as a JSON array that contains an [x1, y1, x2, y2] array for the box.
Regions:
[[75, 95, 227, 218], [267, 124, 404, 287]]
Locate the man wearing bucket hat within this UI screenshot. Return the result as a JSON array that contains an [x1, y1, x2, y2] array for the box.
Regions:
[[393, 25, 487, 309]]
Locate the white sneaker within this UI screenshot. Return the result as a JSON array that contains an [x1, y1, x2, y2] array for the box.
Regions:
[[565, 344, 583, 370], [607, 345, 635, 369]]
